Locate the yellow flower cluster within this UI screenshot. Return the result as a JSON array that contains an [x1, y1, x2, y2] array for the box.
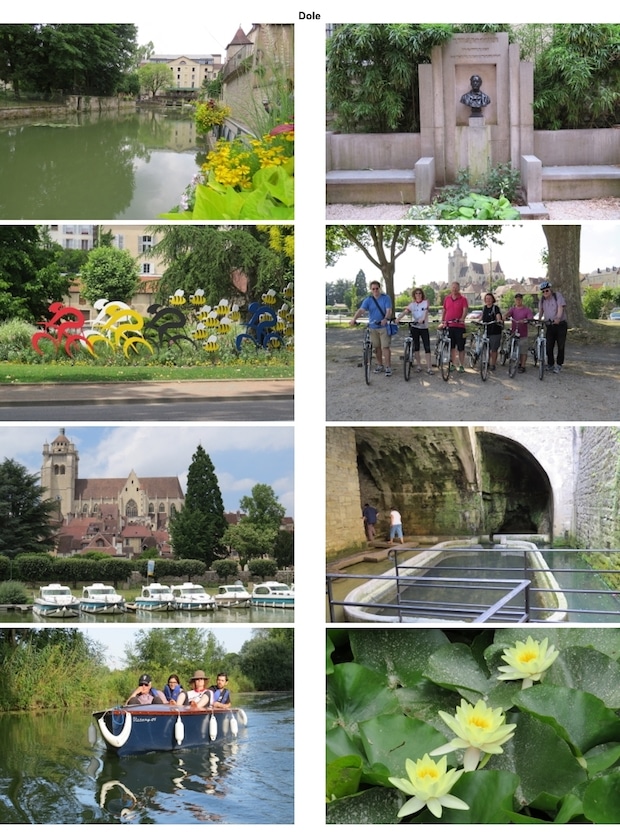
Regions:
[[249, 132, 293, 169], [204, 141, 252, 189]]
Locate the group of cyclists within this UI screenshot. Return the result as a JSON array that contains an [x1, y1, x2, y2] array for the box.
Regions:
[[350, 279, 567, 377]]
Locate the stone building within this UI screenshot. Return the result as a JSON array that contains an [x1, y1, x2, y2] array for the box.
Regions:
[[41, 429, 184, 557]]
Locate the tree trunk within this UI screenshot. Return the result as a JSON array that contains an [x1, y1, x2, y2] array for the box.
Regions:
[[542, 225, 588, 328]]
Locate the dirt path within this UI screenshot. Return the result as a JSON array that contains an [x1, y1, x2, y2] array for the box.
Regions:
[[326, 327, 620, 421]]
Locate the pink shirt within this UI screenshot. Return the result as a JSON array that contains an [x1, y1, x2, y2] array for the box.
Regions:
[[506, 306, 533, 338], [443, 294, 468, 328]]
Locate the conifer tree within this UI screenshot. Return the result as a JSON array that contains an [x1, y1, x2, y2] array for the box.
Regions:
[[0, 459, 59, 557], [169, 445, 227, 566]]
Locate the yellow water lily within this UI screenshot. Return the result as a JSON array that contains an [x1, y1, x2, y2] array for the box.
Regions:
[[388, 754, 469, 819], [431, 699, 516, 771], [497, 636, 559, 688]]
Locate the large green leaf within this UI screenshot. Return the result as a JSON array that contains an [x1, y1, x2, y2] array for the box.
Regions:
[[325, 786, 401, 824], [543, 646, 620, 708], [424, 642, 493, 699], [358, 713, 452, 779], [583, 742, 620, 775], [583, 771, 620, 822], [489, 628, 620, 663], [253, 165, 295, 207], [326, 662, 400, 735], [326, 726, 364, 762], [488, 712, 587, 805], [349, 628, 449, 686], [514, 685, 620, 756], [326, 754, 363, 801]]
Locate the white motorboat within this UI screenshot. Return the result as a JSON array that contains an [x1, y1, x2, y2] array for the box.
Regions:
[[251, 581, 295, 608], [80, 583, 126, 614], [171, 582, 216, 611], [134, 583, 175, 612], [214, 583, 252, 608], [33, 584, 80, 618]]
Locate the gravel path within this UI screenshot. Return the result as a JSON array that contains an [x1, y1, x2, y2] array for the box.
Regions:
[[326, 197, 620, 221], [326, 326, 620, 421]]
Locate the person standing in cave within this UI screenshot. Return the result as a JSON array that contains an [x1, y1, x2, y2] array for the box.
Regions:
[[389, 508, 404, 545], [362, 502, 378, 542]]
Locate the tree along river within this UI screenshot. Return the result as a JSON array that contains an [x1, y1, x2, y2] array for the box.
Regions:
[[0, 693, 293, 824], [0, 108, 204, 220]]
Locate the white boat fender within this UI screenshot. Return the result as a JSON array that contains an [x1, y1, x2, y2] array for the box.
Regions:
[[230, 713, 238, 737], [222, 714, 230, 735], [237, 708, 248, 727], [88, 722, 98, 745], [98, 710, 132, 748], [175, 714, 185, 745], [209, 713, 218, 741]]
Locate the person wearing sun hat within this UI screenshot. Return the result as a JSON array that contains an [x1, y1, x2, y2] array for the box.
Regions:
[[177, 670, 213, 708], [126, 673, 166, 705]]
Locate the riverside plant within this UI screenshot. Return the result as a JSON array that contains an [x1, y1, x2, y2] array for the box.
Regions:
[[162, 125, 294, 221], [326, 628, 620, 824]]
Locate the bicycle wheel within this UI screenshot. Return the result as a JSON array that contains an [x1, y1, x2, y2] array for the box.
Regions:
[[538, 338, 546, 380], [480, 340, 489, 381], [467, 334, 477, 368], [440, 338, 451, 381], [508, 339, 519, 378], [363, 341, 372, 385], [403, 338, 412, 381], [500, 332, 509, 365]]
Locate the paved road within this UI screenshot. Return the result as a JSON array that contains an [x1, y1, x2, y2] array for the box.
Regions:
[[0, 379, 294, 422]]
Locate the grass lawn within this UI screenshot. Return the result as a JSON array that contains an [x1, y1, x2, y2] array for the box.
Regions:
[[0, 362, 293, 385]]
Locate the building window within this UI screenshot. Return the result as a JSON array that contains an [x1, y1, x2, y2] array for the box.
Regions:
[[140, 235, 152, 253], [142, 263, 151, 274], [170, 504, 177, 517], [148, 503, 154, 513], [158, 503, 165, 513], [126, 499, 138, 517]]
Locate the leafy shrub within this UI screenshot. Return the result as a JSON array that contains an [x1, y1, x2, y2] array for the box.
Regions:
[[0, 580, 29, 604], [14, 554, 53, 583], [433, 193, 520, 220], [211, 559, 239, 581], [247, 558, 278, 579]]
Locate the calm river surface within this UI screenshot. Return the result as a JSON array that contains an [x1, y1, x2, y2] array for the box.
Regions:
[[0, 108, 203, 220], [1, 605, 293, 625], [0, 693, 293, 824]]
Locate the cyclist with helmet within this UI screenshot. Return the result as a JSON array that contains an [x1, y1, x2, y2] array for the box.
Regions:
[[538, 281, 567, 373]]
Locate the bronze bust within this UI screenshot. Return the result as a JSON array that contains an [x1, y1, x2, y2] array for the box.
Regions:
[[461, 74, 491, 117]]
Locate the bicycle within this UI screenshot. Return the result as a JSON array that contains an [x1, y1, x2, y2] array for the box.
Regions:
[[402, 322, 430, 381], [505, 328, 521, 378], [466, 321, 495, 381], [361, 325, 373, 385], [529, 320, 547, 381], [435, 325, 454, 381], [498, 328, 511, 366]]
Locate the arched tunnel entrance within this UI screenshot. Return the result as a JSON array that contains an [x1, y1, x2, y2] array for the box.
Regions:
[[354, 427, 553, 539]]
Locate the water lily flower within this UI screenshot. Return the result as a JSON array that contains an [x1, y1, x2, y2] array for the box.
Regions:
[[496, 636, 559, 688], [431, 699, 516, 771], [388, 754, 469, 819]]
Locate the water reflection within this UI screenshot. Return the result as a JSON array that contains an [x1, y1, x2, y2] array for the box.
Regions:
[[0, 109, 203, 220], [0, 695, 293, 824]]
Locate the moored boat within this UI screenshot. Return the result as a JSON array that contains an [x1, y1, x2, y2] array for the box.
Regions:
[[171, 582, 216, 611], [251, 581, 295, 608], [92, 703, 248, 755], [80, 583, 126, 615], [134, 583, 175, 612], [214, 583, 252, 608], [33, 584, 80, 618]]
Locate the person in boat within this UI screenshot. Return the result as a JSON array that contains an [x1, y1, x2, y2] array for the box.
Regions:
[[163, 674, 185, 705], [177, 670, 213, 708], [126, 673, 166, 705], [210, 673, 232, 709]]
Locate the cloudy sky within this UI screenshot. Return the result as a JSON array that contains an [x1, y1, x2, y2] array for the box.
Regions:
[[0, 424, 294, 517], [326, 223, 620, 295]]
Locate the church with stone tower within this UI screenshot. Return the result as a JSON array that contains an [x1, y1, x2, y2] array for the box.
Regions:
[[41, 429, 184, 556]]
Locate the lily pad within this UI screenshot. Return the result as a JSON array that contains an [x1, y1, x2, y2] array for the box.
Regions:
[[326, 786, 401, 824], [349, 627, 449, 687]]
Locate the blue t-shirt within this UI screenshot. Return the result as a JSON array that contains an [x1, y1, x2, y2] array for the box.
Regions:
[[361, 294, 393, 329]]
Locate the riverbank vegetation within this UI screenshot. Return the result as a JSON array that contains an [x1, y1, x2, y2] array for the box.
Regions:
[[0, 627, 293, 712]]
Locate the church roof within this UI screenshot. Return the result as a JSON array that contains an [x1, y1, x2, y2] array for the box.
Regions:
[[227, 26, 252, 47], [75, 477, 183, 500]]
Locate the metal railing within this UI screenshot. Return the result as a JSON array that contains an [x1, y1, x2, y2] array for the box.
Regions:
[[326, 546, 620, 623]]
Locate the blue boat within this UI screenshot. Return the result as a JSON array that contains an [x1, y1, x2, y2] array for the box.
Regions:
[[92, 704, 248, 756], [33, 584, 80, 618]]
